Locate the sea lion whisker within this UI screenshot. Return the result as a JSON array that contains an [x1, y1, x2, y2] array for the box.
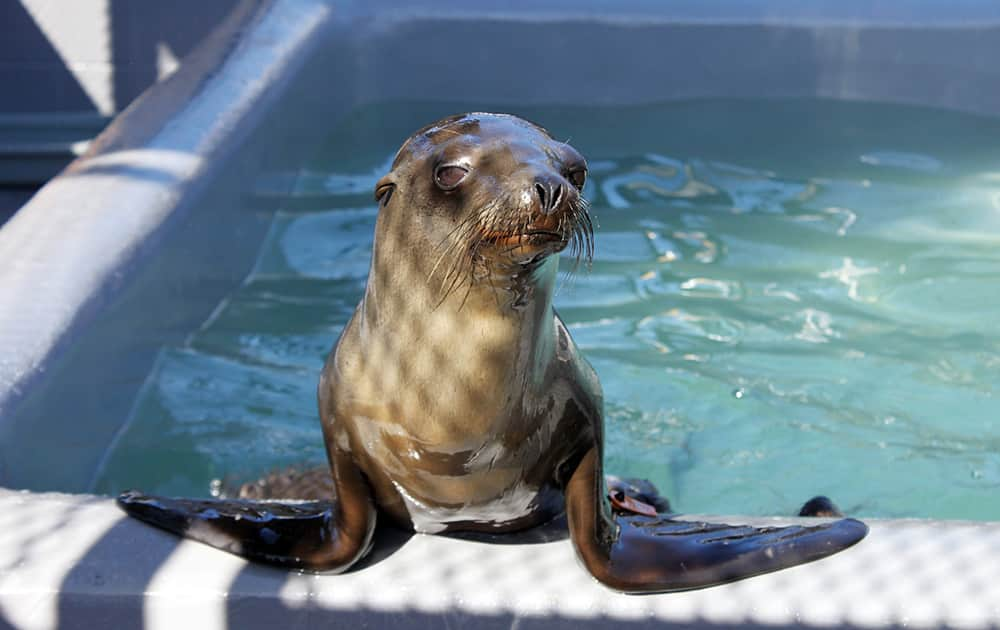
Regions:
[[428, 248, 468, 299], [428, 212, 482, 284], [575, 197, 595, 269], [433, 201, 498, 287], [433, 210, 501, 309], [433, 259, 470, 310], [427, 241, 461, 286], [443, 227, 497, 311], [434, 228, 480, 307], [561, 205, 582, 273], [561, 209, 591, 291], [436, 210, 482, 251], [481, 256, 504, 308], [438, 249, 477, 312]]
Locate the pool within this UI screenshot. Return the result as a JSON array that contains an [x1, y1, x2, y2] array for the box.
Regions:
[[2, 0, 1000, 627], [93, 99, 1000, 522]]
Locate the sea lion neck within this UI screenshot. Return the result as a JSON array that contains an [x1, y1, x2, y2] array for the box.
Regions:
[[342, 110, 587, 409]]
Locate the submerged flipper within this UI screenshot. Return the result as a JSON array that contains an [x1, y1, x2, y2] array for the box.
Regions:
[[799, 495, 844, 517], [226, 466, 335, 501], [566, 448, 868, 593]]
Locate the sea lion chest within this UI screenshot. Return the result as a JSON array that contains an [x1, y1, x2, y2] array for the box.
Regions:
[[322, 303, 596, 532]]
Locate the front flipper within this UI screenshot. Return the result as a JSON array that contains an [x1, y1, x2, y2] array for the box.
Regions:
[[117, 450, 376, 572], [566, 448, 867, 593]]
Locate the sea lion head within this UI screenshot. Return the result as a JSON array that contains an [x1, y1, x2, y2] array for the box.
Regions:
[[372, 113, 593, 299]]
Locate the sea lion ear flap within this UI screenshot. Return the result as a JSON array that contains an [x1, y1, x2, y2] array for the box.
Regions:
[[374, 174, 395, 205]]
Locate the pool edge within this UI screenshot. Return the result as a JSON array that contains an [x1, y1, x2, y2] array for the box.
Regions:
[[0, 489, 997, 629]]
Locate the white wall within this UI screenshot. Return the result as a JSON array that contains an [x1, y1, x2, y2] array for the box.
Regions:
[[1, 0, 241, 115]]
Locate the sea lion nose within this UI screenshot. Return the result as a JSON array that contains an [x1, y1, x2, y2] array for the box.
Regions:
[[533, 175, 565, 215]]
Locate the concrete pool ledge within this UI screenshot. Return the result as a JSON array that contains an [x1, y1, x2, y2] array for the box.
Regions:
[[2, 1, 1000, 628], [0, 489, 997, 629]]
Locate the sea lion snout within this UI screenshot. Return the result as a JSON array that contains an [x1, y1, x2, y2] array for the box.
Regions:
[[533, 173, 567, 215], [478, 167, 585, 258]]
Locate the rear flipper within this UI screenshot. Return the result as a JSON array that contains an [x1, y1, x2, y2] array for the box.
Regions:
[[118, 449, 376, 572], [606, 513, 866, 592], [567, 449, 868, 594], [118, 492, 374, 572]]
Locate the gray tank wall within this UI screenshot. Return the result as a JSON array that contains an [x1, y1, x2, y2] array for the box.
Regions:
[[1, 0, 243, 115], [0, 0, 248, 222]]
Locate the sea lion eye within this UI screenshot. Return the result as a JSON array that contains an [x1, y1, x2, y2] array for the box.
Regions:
[[568, 169, 587, 190], [434, 164, 469, 190]]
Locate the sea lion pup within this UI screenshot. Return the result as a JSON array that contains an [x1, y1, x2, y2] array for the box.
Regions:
[[119, 113, 867, 593]]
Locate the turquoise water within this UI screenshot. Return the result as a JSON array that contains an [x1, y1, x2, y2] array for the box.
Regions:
[[95, 101, 1000, 521]]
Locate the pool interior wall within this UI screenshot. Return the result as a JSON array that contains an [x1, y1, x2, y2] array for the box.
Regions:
[[1, 0, 1000, 627]]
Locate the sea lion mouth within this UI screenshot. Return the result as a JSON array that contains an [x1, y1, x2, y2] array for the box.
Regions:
[[428, 182, 594, 306], [478, 208, 576, 252], [483, 230, 568, 249]]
